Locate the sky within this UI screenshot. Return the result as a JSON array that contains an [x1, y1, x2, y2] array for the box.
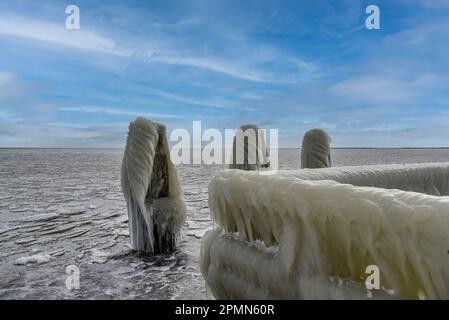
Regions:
[[0, 0, 449, 148]]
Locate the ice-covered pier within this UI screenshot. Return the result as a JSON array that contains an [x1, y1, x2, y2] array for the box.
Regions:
[[121, 118, 186, 254], [201, 163, 449, 299]]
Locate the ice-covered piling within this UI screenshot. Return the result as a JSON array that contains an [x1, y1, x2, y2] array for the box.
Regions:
[[121, 118, 186, 254], [229, 124, 270, 171], [300, 128, 331, 169]]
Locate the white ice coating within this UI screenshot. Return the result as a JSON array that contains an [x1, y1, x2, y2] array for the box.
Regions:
[[301, 128, 331, 169], [121, 118, 186, 253], [201, 163, 449, 299], [279, 162, 449, 196]]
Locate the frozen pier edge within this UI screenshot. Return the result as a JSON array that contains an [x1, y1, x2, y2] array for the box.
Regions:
[[121, 118, 186, 254], [201, 162, 449, 299]]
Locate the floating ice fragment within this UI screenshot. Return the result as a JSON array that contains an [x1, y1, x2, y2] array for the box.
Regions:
[[49, 249, 65, 257], [19, 213, 59, 222], [77, 250, 85, 259], [14, 237, 36, 245], [14, 253, 51, 265], [90, 248, 111, 264]]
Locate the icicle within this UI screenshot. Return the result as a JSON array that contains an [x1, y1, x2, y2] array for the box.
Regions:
[[121, 117, 186, 254]]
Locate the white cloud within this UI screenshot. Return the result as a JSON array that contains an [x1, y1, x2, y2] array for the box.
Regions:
[[0, 71, 15, 88], [150, 54, 270, 83], [330, 75, 438, 104], [383, 20, 449, 51], [147, 87, 232, 108], [0, 15, 282, 83], [0, 122, 119, 139], [403, 0, 449, 9], [60, 106, 184, 119], [0, 15, 129, 56], [0, 71, 37, 104], [149, 51, 317, 84], [0, 14, 315, 84]]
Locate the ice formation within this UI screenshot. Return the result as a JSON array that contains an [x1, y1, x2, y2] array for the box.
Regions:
[[229, 124, 270, 171], [300, 129, 331, 169], [201, 163, 449, 299], [121, 118, 186, 254], [14, 253, 52, 265], [278, 162, 449, 196]]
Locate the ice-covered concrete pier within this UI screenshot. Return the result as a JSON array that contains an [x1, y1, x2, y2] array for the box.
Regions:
[[300, 128, 332, 169], [121, 118, 186, 254], [229, 124, 270, 171], [201, 163, 449, 299]]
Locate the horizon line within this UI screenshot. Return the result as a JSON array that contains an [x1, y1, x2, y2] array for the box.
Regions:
[[1, 147, 449, 150]]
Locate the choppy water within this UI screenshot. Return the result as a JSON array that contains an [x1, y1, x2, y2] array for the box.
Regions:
[[1, 148, 449, 300]]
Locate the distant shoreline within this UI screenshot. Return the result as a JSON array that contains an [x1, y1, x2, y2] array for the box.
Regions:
[[1, 147, 449, 150]]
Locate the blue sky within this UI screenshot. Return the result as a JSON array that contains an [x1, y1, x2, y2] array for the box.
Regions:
[[0, 0, 449, 148]]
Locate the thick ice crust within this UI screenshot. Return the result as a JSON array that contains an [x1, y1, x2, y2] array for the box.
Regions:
[[202, 163, 449, 299], [201, 231, 396, 299], [121, 118, 186, 253]]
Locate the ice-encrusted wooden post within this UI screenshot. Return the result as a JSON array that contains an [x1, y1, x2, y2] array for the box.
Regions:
[[300, 128, 332, 169], [229, 124, 270, 171], [121, 117, 186, 254]]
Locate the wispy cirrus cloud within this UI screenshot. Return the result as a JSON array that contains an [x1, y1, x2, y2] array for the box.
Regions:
[[0, 71, 38, 105], [1, 0, 449, 147], [330, 74, 439, 104], [149, 54, 272, 83], [146, 87, 233, 108], [150, 53, 316, 84], [0, 122, 124, 148], [0, 15, 129, 56], [401, 0, 449, 9], [59, 106, 184, 119], [0, 13, 315, 84]]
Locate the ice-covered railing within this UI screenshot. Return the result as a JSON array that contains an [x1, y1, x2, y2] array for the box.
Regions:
[[279, 162, 449, 196], [201, 163, 449, 299]]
